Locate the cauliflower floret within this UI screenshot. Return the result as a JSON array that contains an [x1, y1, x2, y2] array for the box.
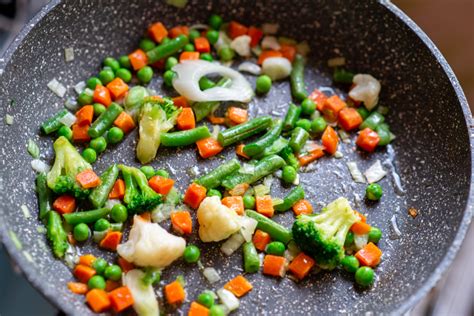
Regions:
[[197, 196, 241, 242], [348, 74, 381, 111], [123, 269, 159, 316], [117, 216, 185, 268], [230, 35, 252, 57]]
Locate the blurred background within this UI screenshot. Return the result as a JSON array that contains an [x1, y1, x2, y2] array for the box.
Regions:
[[0, 0, 472, 315]]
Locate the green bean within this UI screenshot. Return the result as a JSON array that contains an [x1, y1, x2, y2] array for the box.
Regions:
[[274, 186, 305, 212], [221, 155, 286, 189], [146, 34, 189, 64], [376, 125, 392, 146], [283, 103, 302, 131], [193, 78, 232, 122], [218, 116, 272, 147], [63, 208, 110, 226], [47, 211, 68, 258], [290, 54, 308, 101], [41, 109, 69, 134], [254, 137, 288, 159], [278, 146, 300, 170], [89, 164, 119, 208], [160, 126, 211, 147], [36, 172, 52, 220], [245, 210, 292, 244], [357, 107, 370, 120], [359, 112, 385, 131], [243, 120, 283, 157], [199, 77, 216, 90], [289, 127, 309, 153], [88, 103, 123, 138], [196, 158, 241, 189], [333, 68, 354, 84], [243, 242, 260, 273]]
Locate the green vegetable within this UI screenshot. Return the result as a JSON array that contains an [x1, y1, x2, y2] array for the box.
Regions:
[[99, 68, 115, 85], [366, 183, 383, 201], [301, 98, 316, 116], [142, 268, 161, 286], [88, 103, 123, 138], [63, 208, 110, 226], [118, 55, 131, 69], [82, 148, 97, 163], [295, 118, 311, 132], [41, 109, 69, 134], [290, 54, 308, 101], [87, 77, 102, 90], [245, 210, 292, 244], [206, 30, 219, 45], [333, 68, 354, 84], [207, 189, 222, 198], [116, 68, 132, 83], [27, 139, 40, 158], [89, 136, 107, 153], [357, 107, 370, 120], [188, 29, 201, 42], [92, 258, 107, 275], [165, 56, 179, 71], [94, 218, 111, 231], [183, 245, 201, 263], [283, 103, 302, 131], [46, 211, 68, 258], [282, 165, 297, 184], [200, 53, 214, 62], [278, 146, 300, 170], [199, 77, 216, 90], [107, 127, 124, 144], [360, 112, 385, 130], [57, 125, 73, 141], [124, 86, 149, 111], [161, 126, 211, 147], [36, 172, 52, 220], [155, 169, 169, 178], [73, 223, 90, 242], [209, 14, 223, 30], [256, 75, 272, 94], [196, 158, 241, 189], [368, 227, 382, 244], [344, 231, 355, 248], [88, 275, 106, 290], [274, 185, 305, 212], [104, 265, 122, 281], [183, 43, 195, 52], [103, 57, 120, 72], [289, 127, 309, 153], [243, 242, 260, 273], [340, 255, 360, 273], [255, 137, 288, 159], [218, 46, 234, 61], [355, 266, 375, 287], [197, 290, 215, 308], [93, 103, 107, 117], [243, 195, 255, 209], [163, 70, 175, 87], [111, 204, 128, 223], [139, 38, 156, 51], [89, 164, 119, 208], [192, 78, 232, 122], [137, 66, 154, 84], [376, 125, 392, 146], [243, 120, 283, 157], [311, 116, 327, 134], [265, 241, 286, 256], [77, 91, 94, 106], [140, 166, 155, 179], [146, 34, 189, 64], [209, 305, 225, 316], [218, 116, 272, 147]]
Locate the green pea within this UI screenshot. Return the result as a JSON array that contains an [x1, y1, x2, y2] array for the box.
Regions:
[[82, 148, 97, 163], [207, 189, 222, 199], [103, 57, 120, 72], [93, 103, 106, 116], [301, 98, 316, 116], [99, 68, 115, 85], [282, 165, 297, 184], [256, 75, 272, 94], [366, 183, 383, 201], [57, 125, 73, 141], [344, 231, 354, 247], [104, 264, 122, 281], [77, 92, 93, 106], [107, 127, 124, 144], [200, 53, 214, 62], [206, 30, 219, 45], [165, 56, 178, 71], [94, 218, 110, 232], [368, 227, 382, 244], [90, 136, 107, 153], [218, 46, 234, 61], [311, 117, 327, 134], [243, 195, 255, 209], [183, 43, 195, 52], [189, 29, 201, 42], [140, 166, 155, 179], [183, 245, 201, 263], [357, 107, 370, 120], [197, 290, 215, 308], [116, 68, 132, 83], [341, 255, 360, 273], [209, 305, 225, 316], [92, 258, 108, 275], [111, 204, 128, 223], [265, 241, 286, 256], [118, 55, 131, 69], [139, 38, 156, 52], [296, 118, 311, 132], [355, 266, 375, 287], [137, 66, 154, 84], [163, 70, 176, 87], [161, 37, 171, 44], [88, 275, 106, 290], [73, 223, 90, 242], [87, 77, 102, 90], [155, 169, 169, 178], [208, 14, 223, 30]]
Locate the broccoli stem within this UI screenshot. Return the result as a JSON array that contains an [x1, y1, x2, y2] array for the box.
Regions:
[[46, 211, 68, 258], [36, 172, 52, 220]]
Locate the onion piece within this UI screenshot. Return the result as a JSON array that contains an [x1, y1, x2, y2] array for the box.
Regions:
[[5, 114, 13, 125], [238, 62, 261, 75], [47, 78, 66, 98], [64, 97, 79, 111], [93, 230, 107, 243], [262, 57, 292, 81], [262, 23, 279, 35], [189, 23, 209, 30], [349, 74, 381, 110], [74, 81, 86, 94], [58, 111, 76, 127], [172, 60, 253, 102], [230, 35, 251, 57], [217, 288, 240, 312], [261, 36, 281, 51], [105, 199, 121, 209], [64, 47, 74, 62], [354, 233, 369, 250], [123, 270, 160, 316], [211, 125, 220, 139], [203, 267, 221, 284], [364, 160, 387, 183], [327, 57, 345, 67], [263, 175, 274, 189], [391, 215, 402, 236], [253, 184, 269, 197], [64, 244, 79, 269], [31, 159, 50, 173], [346, 162, 366, 183], [21, 204, 31, 219], [239, 216, 258, 242], [221, 233, 245, 256], [214, 31, 232, 51]]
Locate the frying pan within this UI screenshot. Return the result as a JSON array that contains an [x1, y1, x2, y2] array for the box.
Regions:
[[0, 0, 472, 315]]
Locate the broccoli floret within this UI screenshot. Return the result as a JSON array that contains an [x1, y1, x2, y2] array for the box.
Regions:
[[46, 136, 92, 198], [119, 165, 163, 213], [292, 197, 358, 269]]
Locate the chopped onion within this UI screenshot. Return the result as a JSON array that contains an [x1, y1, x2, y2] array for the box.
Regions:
[[27, 139, 40, 159], [217, 288, 240, 312], [253, 184, 269, 197], [238, 62, 261, 75], [364, 160, 387, 183], [349, 74, 381, 110], [64, 97, 79, 111], [240, 163, 255, 174], [261, 36, 281, 51], [239, 216, 258, 242], [93, 230, 107, 243], [21, 204, 31, 219], [214, 31, 232, 51], [262, 57, 292, 81], [338, 129, 350, 143], [151, 203, 174, 223], [74, 81, 86, 94], [296, 41, 310, 56], [105, 199, 121, 209], [221, 233, 245, 256], [273, 169, 282, 178], [327, 57, 345, 67], [346, 162, 366, 183], [47, 78, 66, 98], [64, 47, 74, 62], [211, 125, 220, 139], [64, 244, 79, 269], [263, 175, 274, 189], [292, 174, 300, 185], [285, 240, 301, 261], [391, 215, 402, 236], [262, 23, 279, 35], [58, 111, 76, 127], [83, 87, 94, 96], [172, 60, 253, 102], [31, 159, 50, 173], [354, 233, 369, 250], [203, 267, 221, 284], [230, 35, 251, 57], [5, 114, 13, 125], [334, 151, 344, 159]]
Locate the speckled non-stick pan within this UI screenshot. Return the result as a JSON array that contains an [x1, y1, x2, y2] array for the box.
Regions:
[[0, 0, 473, 315]]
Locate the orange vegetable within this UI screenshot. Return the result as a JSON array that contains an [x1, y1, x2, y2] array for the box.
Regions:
[[253, 229, 271, 251], [53, 195, 76, 214], [194, 37, 210, 53], [165, 280, 186, 305], [236, 144, 250, 159], [356, 128, 380, 152], [321, 126, 338, 155], [76, 169, 101, 189], [172, 96, 190, 108], [227, 107, 248, 125], [258, 50, 283, 65], [74, 264, 96, 283], [279, 44, 296, 62], [67, 233, 77, 245], [184, 183, 207, 209], [256, 195, 274, 218], [247, 26, 263, 47], [108, 179, 125, 199], [99, 231, 122, 251], [72, 123, 91, 142], [222, 196, 244, 215], [292, 199, 313, 216], [196, 137, 223, 159], [105, 280, 121, 292], [207, 115, 226, 125], [117, 257, 135, 273], [288, 252, 315, 280], [228, 183, 249, 196], [228, 21, 248, 39], [148, 22, 168, 43], [224, 275, 253, 297], [263, 255, 287, 278], [113, 112, 135, 133], [79, 254, 96, 267], [106, 77, 129, 100], [177, 108, 196, 130], [171, 211, 193, 235], [108, 286, 134, 313], [355, 242, 382, 267], [140, 212, 152, 222], [86, 289, 111, 313], [128, 49, 148, 71], [93, 85, 112, 107], [308, 88, 328, 111], [351, 221, 371, 235], [149, 175, 175, 195], [298, 147, 324, 166], [151, 58, 166, 69], [354, 210, 367, 222], [75, 105, 94, 126], [169, 26, 189, 38], [338, 107, 363, 131], [68, 282, 88, 295], [180, 51, 200, 62], [188, 302, 209, 316], [322, 95, 347, 122]]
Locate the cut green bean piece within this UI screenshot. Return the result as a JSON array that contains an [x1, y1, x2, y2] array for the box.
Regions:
[[160, 126, 211, 147], [290, 54, 308, 101], [63, 208, 110, 226], [41, 109, 69, 134], [89, 164, 119, 208], [36, 172, 52, 220], [289, 127, 309, 153], [333, 68, 354, 84], [274, 186, 305, 212], [196, 159, 241, 189], [146, 35, 189, 64], [245, 210, 292, 244], [243, 242, 260, 273], [254, 137, 288, 159], [283, 103, 302, 131], [218, 116, 272, 147], [88, 103, 123, 138], [47, 211, 68, 258], [278, 146, 300, 170], [243, 120, 283, 157]]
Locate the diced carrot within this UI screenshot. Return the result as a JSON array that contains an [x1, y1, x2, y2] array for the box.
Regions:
[[140, 212, 152, 222], [256, 195, 274, 218], [76, 169, 101, 189], [109, 179, 125, 199], [151, 58, 166, 69], [224, 275, 253, 297], [236, 144, 250, 159], [253, 229, 271, 251], [86, 289, 111, 313], [228, 21, 248, 39], [106, 77, 129, 100], [113, 112, 136, 133], [75, 105, 94, 126], [128, 49, 148, 71], [338, 107, 363, 131], [74, 264, 96, 283], [93, 85, 112, 107], [321, 126, 338, 155], [263, 255, 287, 278], [227, 107, 248, 125], [180, 51, 200, 62], [279, 44, 296, 62], [292, 199, 313, 216], [207, 115, 226, 125], [322, 95, 347, 122], [222, 196, 244, 216], [99, 231, 122, 251], [194, 37, 210, 53], [53, 195, 76, 214], [196, 137, 223, 159], [177, 108, 196, 130], [184, 183, 207, 209], [351, 221, 372, 235], [247, 26, 263, 47], [172, 96, 190, 108], [298, 147, 324, 166], [356, 128, 380, 152], [117, 257, 135, 273], [288, 252, 315, 280], [165, 280, 186, 305], [258, 50, 283, 65], [171, 211, 193, 235], [105, 280, 121, 292], [169, 26, 189, 38], [68, 282, 88, 295], [188, 302, 209, 316], [148, 22, 168, 43], [149, 175, 175, 195], [228, 183, 249, 196], [308, 88, 328, 112], [79, 254, 96, 267], [72, 123, 90, 142], [108, 286, 134, 313], [355, 242, 382, 267]]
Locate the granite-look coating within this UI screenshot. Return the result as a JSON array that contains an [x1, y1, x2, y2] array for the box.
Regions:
[[0, 0, 473, 315]]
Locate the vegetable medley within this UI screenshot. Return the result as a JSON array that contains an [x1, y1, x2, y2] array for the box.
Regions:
[[32, 12, 394, 315]]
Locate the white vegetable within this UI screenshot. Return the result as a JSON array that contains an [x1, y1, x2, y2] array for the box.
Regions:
[[364, 160, 387, 183], [230, 35, 252, 57], [334, 151, 344, 159], [261, 36, 280, 51], [58, 111, 76, 127], [73, 81, 86, 94], [262, 23, 279, 35], [327, 57, 345, 67], [31, 159, 51, 173], [203, 267, 221, 283], [263, 175, 274, 189], [221, 233, 245, 256], [349, 74, 381, 110], [117, 216, 186, 268], [284, 240, 301, 262], [391, 215, 402, 236], [217, 288, 240, 312], [346, 162, 366, 183], [211, 125, 220, 139], [354, 233, 369, 250], [21, 204, 31, 219], [214, 31, 232, 51], [64, 97, 79, 111], [123, 270, 159, 316], [172, 60, 253, 103], [262, 57, 292, 81], [197, 196, 241, 242], [83, 87, 94, 96], [64, 244, 79, 269], [64, 47, 74, 62], [238, 62, 261, 75], [105, 199, 121, 209], [5, 114, 13, 125], [93, 230, 107, 243], [47, 78, 66, 98], [239, 216, 258, 242]]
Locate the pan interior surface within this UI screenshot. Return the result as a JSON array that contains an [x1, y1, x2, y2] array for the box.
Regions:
[[0, 1, 472, 315]]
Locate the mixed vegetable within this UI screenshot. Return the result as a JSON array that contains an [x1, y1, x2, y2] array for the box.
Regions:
[[29, 11, 396, 315]]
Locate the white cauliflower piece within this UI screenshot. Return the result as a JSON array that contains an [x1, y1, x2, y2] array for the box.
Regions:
[[230, 35, 252, 57], [123, 269, 159, 316], [262, 57, 292, 81], [261, 36, 281, 51], [348, 74, 381, 110], [117, 216, 185, 268], [197, 196, 241, 242]]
